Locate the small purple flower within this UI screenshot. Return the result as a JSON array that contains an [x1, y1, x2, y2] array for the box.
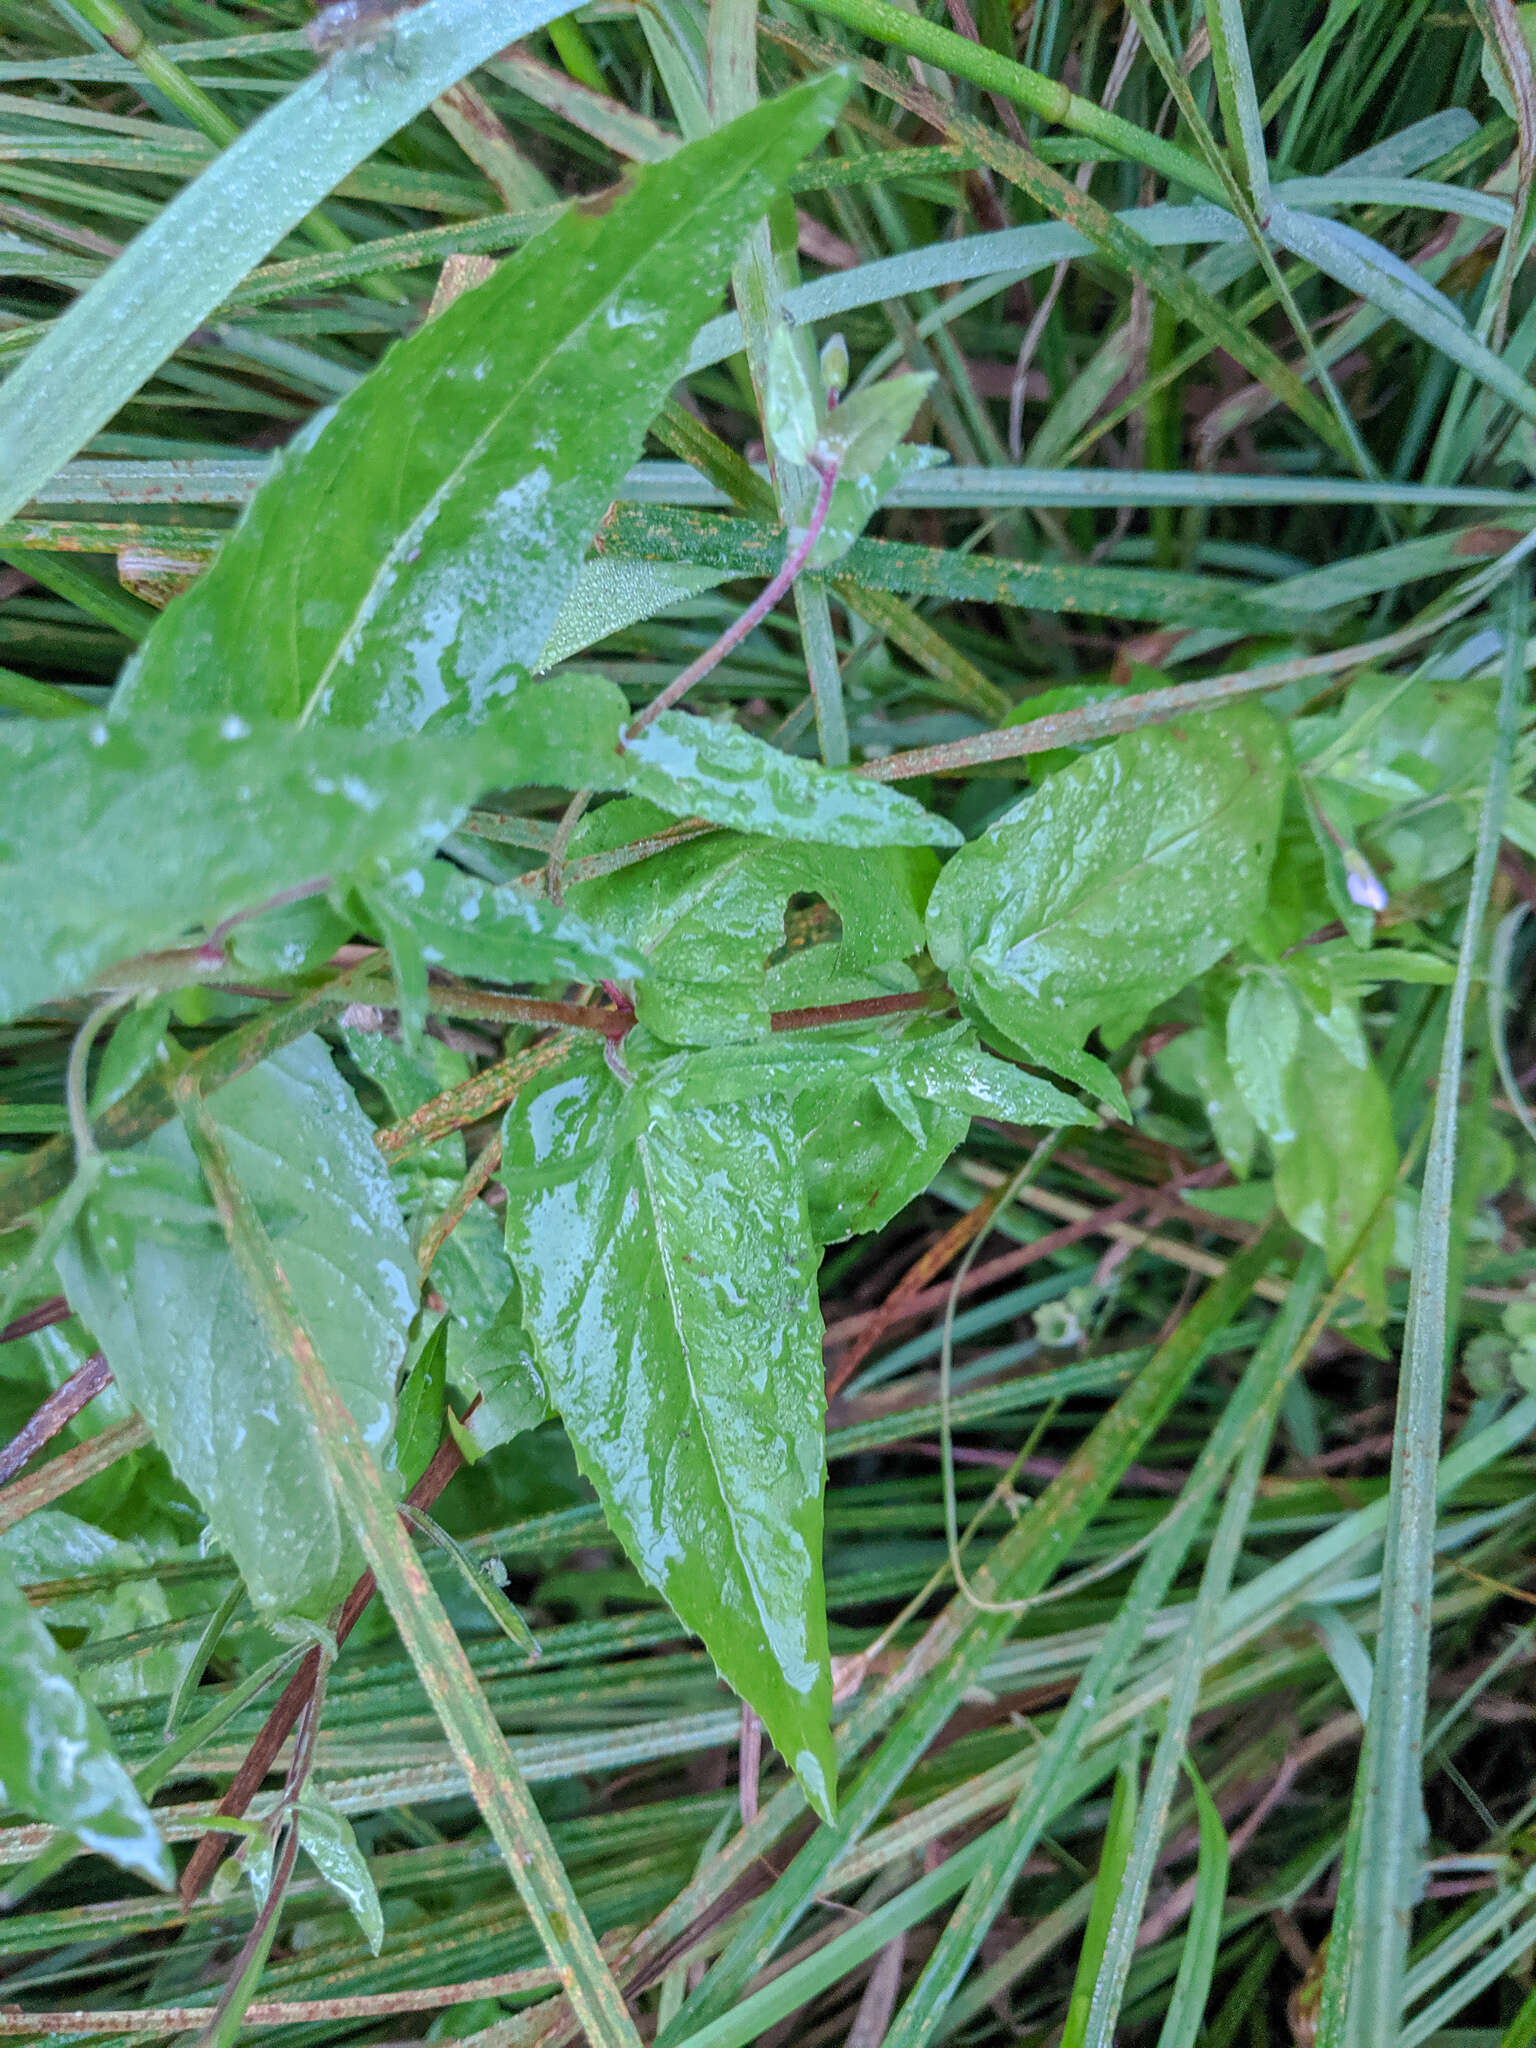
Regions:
[[1344, 851, 1389, 912]]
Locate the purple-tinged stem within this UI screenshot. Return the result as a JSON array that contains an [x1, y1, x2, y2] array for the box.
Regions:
[[625, 456, 841, 739]]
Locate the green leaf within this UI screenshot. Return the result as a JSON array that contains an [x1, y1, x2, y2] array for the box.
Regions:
[[395, 1318, 449, 1493], [1, 1511, 181, 1707], [368, 860, 644, 988], [0, 1546, 172, 1888], [536, 560, 732, 671], [621, 712, 959, 848], [1229, 978, 1396, 1314], [295, 1789, 384, 1956], [57, 1037, 414, 1616], [566, 802, 936, 1042], [0, 711, 537, 1024], [499, 1044, 835, 1814], [808, 443, 947, 572], [794, 1071, 966, 1244], [788, 1020, 1091, 1245], [116, 76, 851, 735], [1225, 972, 1301, 1141], [1170, 1023, 1258, 1179], [926, 705, 1285, 1096], [360, 855, 646, 1041], [765, 324, 822, 468], [1061, 1748, 1139, 2048], [454, 1287, 551, 1454], [815, 370, 934, 479], [1153, 1764, 1232, 2048]]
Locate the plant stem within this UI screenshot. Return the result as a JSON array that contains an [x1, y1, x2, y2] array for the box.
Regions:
[[625, 457, 841, 737]]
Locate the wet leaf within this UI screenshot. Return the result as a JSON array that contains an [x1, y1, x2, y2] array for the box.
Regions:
[[566, 801, 935, 1043], [117, 76, 850, 735], [1, 1511, 180, 1707], [295, 1789, 384, 1955], [1226, 972, 1301, 1142], [815, 370, 934, 481], [765, 325, 822, 468], [808, 442, 947, 571], [57, 1037, 414, 1616], [454, 1287, 550, 1455], [0, 1546, 172, 1888], [367, 859, 643, 989], [796, 1073, 966, 1245], [499, 1044, 835, 1815], [344, 1029, 516, 1360], [926, 705, 1286, 1097], [621, 711, 959, 848], [1228, 978, 1397, 1314], [790, 1021, 1092, 1242], [536, 560, 731, 671], [359, 855, 644, 1041], [0, 711, 547, 1024], [1160, 1024, 1258, 1179], [395, 1318, 449, 1493]]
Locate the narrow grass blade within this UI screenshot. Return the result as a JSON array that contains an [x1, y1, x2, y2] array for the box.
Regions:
[[778, 0, 1223, 203], [1082, 1254, 1330, 2045], [881, 1239, 1317, 2048], [1318, 573, 1527, 2046], [0, 0, 583, 526], [1152, 1763, 1231, 2048], [1061, 1751, 1139, 2048], [656, 1228, 1283, 2043], [1204, 0, 1271, 211]]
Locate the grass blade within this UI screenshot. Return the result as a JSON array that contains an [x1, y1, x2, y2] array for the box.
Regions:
[[0, 0, 582, 526], [1152, 1764, 1231, 2048], [1317, 571, 1527, 2046]]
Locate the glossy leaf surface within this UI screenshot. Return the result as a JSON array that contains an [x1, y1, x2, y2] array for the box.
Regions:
[[0, 713, 535, 1024], [296, 1790, 385, 1956], [791, 1021, 1092, 1241], [1228, 979, 1397, 1313], [0, 1546, 172, 1888], [622, 712, 959, 848], [499, 1045, 835, 1813], [926, 705, 1285, 1085], [117, 77, 849, 735], [566, 802, 935, 1041], [57, 1037, 413, 1615], [454, 1288, 551, 1454], [366, 859, 645, 990]]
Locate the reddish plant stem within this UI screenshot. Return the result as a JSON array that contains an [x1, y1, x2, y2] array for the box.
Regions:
[[177, 1407, 477, 1907], [770, 990, 948, 1034], [822, 1165, 1227, 1357], [827, 1180, 1007, 1397], [0, 1352, 112, 1488], [624, 455, 841, 738], [0, 1295, 71, 1344], [0, 1416, 150, 1533], [417, 1137, 502, 1282]]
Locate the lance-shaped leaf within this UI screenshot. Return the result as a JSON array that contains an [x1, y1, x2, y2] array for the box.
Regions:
[[0, 1548, 172, 1888], [926, 705, 1286, 1096], [0, 709, 574, 1025], [621, 711, 958, 849], [57, 1037, 414, 1616], [116, 75, 850, 735], [499, 1045, 835, 1815], [366, 860, 644, 987]]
